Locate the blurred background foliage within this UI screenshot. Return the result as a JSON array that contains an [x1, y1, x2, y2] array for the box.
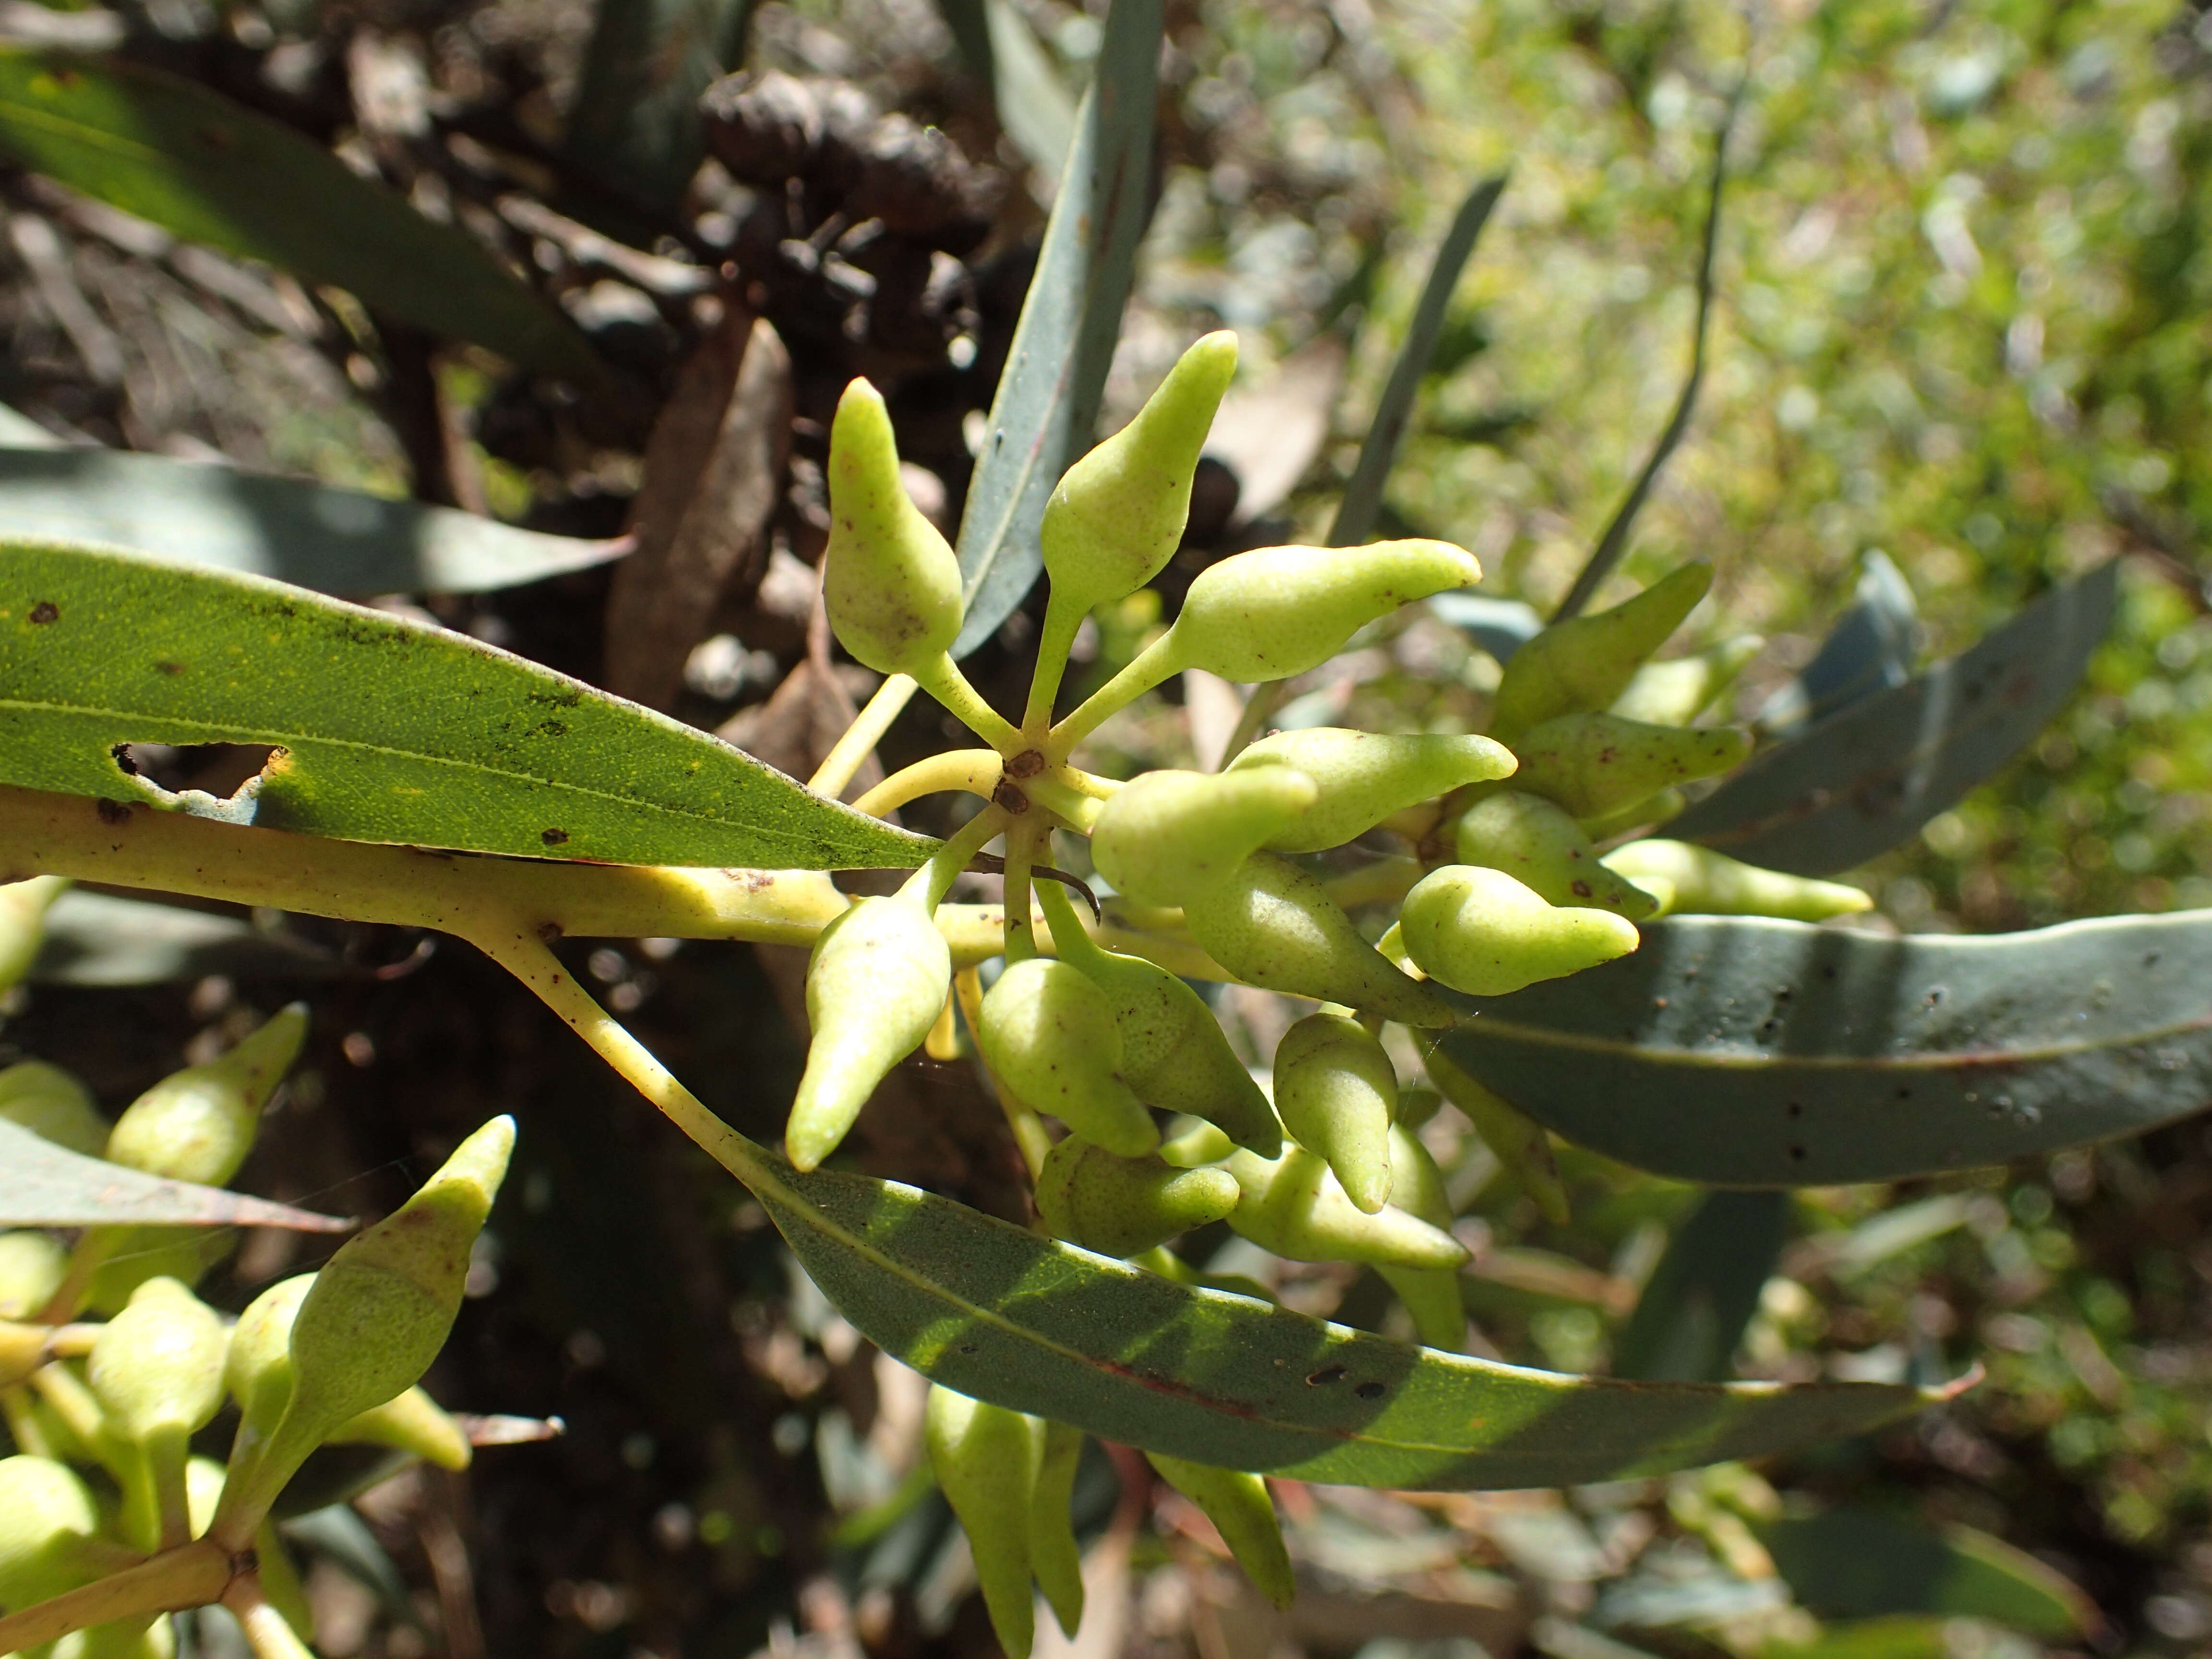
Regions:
[[8, 0, 2212, 1655]]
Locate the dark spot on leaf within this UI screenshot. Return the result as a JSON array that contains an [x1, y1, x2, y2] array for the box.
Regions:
[[1306, 1365, 1346, 1386], [541, 828, 569, 846], [1653, 996, 1668, 1009], [2144, 951, 2162, 968], [1788, 1144, 1807, 1162], [96, 798, 130, 825], [156, 661, 184, 675], [198, 123, 233, 150], [528, 719, 570, 738], [1786, 1102, 1803, 1119], [537, 922, 563, 943], [1571, 879, 1591, 897], [959, 1344, 978, 1356], [1895, 1086, 1911, 1100], [1355, 1381, 1386, 1399], [27, 600, 58, 625]]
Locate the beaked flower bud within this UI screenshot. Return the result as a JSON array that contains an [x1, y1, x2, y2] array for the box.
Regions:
[[1060, 948, 1280, 1155], [925, 1383, 1043, 1659], [1601, 840, 1873, 922], [1230, 729, 1516, 853], [1271, 1015, 1396, 1215], [1167, 541, 1482, 684], [1490, 563, 1711, 741], [1090, 769, 1318, 908], [0, 1060, 107, 1155], [789, 895, 952, 1171], [0, 875, 67, 995], [1033, 1136, 1239, 1258], [1376, 1122, 1465, 1352], [0, 1453, 103, 1611], [88, 1278, 227, 1449], [1145, 1454, 1295, 1609], [1223, 1148, 1466, 1271], [0, 1230, 66, 1319], [1452, 792, 1656, 919], [331, 1384, 473, 1471], [1031, 1420, 1086, 1638], [980, 961, 1157, 1156], [1183, 854, 1453, 1028], [104, 1004, 308, 1186], [1158, 1117, 1234, 1169], [1508, 713, 1751, 823], [822, 378, 964, 676], [1610, 634, 1763, 726], [1399, 866, 1640, 997], [1042, 331, 1238, 611]]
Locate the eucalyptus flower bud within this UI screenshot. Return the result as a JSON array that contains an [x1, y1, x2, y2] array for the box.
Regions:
[[1034, 1136, 1239, 1258], [0, 875, 67, 995], [0, 1060, 107, 1156], [89, 1276, 227, 1548], [1490, 563, 1711, 741], [1031, 1420, 1086, 1638], [1376, 1123, 1465, 1352], [789, 895, 952, 1171], [925, 1384, 1043, 1659], [0, 1454, 103, 1611], [104, 1004, 308, 1187], [1230, 729, 1516, 854], [1421, 1043, 1568, 1226], [215, 1119, 512, 1547], [1610, 634, 1763, 726], [1399, 866, 1640, 998], [1577, 787, 1686, 844], [1158, 1117, 1234, 1169], [221, 1273, 312, 1464], [330, 1385, 473, 1471], [1223, 1148, 1466, 1271], [1043, 331, 1238, 611], [1091, 769, 1318, 908], [1508, 713, 1751, 823], [1167, 541, 1482, 684], [0, 1230, 65, 1320], [1452, 792, 1655, 919], [1183, 854, 1453, 1028], [1600, 840, 1873, 921], [1271, 1015, 1396, 1215], [822, 378, 964, 676], [0, 1318, 44, 1390], [1145, 1454, 1295, 1608], [980, 961, 1157, 1156]]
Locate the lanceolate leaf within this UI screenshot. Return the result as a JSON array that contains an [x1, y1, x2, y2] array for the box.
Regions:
[[742, 1153, 1943, 1490], [0, 50, 599, 379], [565, 0, 756, 216], [1670, 561, 2117, 875], [0, 450, 628, 595], [1755, 549, 1920, 737], [1436, 908, 2212, 1187], [31, 890, 336, 985], [1611, 1191, 1789, 1383], [0, 543, 934, 869], [0, 1119, 349, 1229], [1329, 173, 1506, 548], [1758, 1510, 2094, 1637], [950, 0, 1161, 657]]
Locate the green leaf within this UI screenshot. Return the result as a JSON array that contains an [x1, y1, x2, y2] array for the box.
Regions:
[[950, 0, 1161, 657], [1611, 1191, 1788, 1382], [1329, 173, 1506, 549], [0, 449, 627, 595], [1669, 561, 2116, 875], [31, 890, 337, 985], [744, 1154, 1943, 1491], [0, 1118, 349, 1229], [937, 0, 1079, 181], [1759, 1510, 2095, 1638], [0, 543, 935, 869], [1755, 550, 1919, 737], [565, 0, 755, 216], [0, 50, 599, 380], [1436, 907, 2212, 1187]]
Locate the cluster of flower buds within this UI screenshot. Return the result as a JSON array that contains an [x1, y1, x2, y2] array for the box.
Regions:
[[0, 1007, 512, 1653], [787, 328, 1873, 1645]]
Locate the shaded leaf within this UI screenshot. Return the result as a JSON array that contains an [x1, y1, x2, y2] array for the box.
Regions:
[[950, 0, 1161, 657], [1756, 550, 1919, 736], [1329, 173, 1506, 548], [0, 449, 627, 595], [1759, 1509, 2095, 1638], [1436, 907, 2212, 1187], [741, 1151, 1943, 1491], [0, 543, 934, 869], [0, 1118, 349, 1228], [565, 0, 755, 216], [938, 0, 1078, 182], [1669, 562, 2117, 875], [30, 889, 337, 985], [0, 50, 598, 379], [1427, 592, 1543, 664], [1611, 1191, 1789, 1382]]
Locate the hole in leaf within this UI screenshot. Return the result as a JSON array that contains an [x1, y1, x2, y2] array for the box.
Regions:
[[114, 742, 277, 799]]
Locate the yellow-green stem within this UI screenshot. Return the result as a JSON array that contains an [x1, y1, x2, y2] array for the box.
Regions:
[[906, 807, 1011, 910], [1022, 590, 1087, 737], [1000, 819, 1043, 963], [1049, 632, 1186, 758], [854, 750, 1003, 818], [809, 673, 918, 799], [0, 1538, 230, 1653], [1022, 769, 1105, 831], [915, 653, 1023, 751], [225, 1572, 319, 1659]]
